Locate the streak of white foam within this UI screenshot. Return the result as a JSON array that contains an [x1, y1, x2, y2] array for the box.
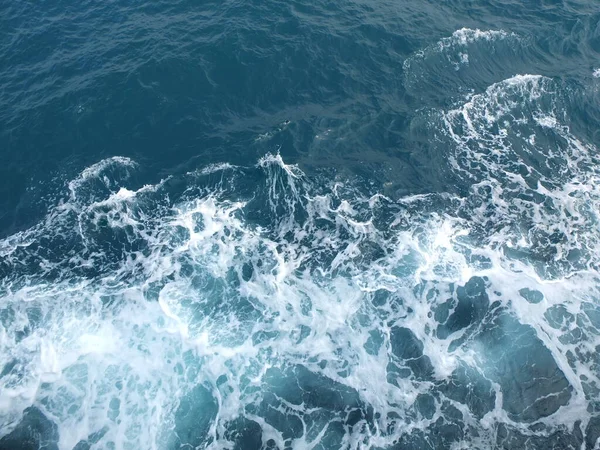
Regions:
[[447, 27, 513, 46], [403, 27, 519, 73], [198, 162, 236, 175]]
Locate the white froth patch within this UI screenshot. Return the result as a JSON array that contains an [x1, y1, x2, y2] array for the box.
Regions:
[[114, 187, 136, 199], [3, 129, 600, 449], [449, 27, 512, 46], [414, 219, 471, 284], [534, 114, 558, 128], [594, 68, 600, 78]]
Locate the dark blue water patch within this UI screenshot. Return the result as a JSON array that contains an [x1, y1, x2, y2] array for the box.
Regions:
[[223, 417, 263, 450], [519, 288, 544, 304], [0, 407, 59, 450], [72, 427, 109, 450], [477, 311, 572, 422], [436, 276, 490, 340], [168, 384, 217, 449], [388, 326, 435, 382], [438, 362, 496, 420], [585, 416, 600, 450]]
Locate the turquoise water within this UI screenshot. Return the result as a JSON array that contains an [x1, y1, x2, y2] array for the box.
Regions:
[[2, 1, 600, 449]]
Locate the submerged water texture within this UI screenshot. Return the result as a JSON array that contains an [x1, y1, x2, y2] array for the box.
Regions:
[[2, 0, 600, 449]]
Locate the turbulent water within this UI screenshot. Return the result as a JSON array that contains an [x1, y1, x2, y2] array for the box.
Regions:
[[2, 1, 600, 449]]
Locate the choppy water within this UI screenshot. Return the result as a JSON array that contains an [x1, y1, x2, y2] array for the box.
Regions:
[[2, 1, 600, 449]]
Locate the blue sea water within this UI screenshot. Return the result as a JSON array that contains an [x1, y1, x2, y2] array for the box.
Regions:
[[2, 0, 600, 449]]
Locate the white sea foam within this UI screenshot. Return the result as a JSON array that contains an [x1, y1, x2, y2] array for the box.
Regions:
[[2, 74, 600, 448], [445, 28, 513, 48], [67, 156, 137, 200]]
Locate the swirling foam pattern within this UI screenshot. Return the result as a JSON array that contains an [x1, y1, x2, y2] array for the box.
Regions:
[[2, 0, 600, 449]]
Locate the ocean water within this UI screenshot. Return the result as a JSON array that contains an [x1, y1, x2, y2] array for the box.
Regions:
[[2, 1, 600, 449]]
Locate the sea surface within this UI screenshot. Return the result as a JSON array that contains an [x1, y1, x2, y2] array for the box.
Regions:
[[2, 1, 600, 449]]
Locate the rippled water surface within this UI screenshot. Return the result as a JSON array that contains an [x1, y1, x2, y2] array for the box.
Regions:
[[2, 1, 600, 449]]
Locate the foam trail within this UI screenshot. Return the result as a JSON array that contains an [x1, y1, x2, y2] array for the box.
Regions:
[[2, 73, 600, 449]]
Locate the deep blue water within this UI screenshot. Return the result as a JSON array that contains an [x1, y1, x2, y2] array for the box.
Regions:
[[2, 1, 600, 449]]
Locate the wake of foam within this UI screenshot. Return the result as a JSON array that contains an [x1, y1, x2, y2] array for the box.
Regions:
[[2, 72, 600, 449]]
